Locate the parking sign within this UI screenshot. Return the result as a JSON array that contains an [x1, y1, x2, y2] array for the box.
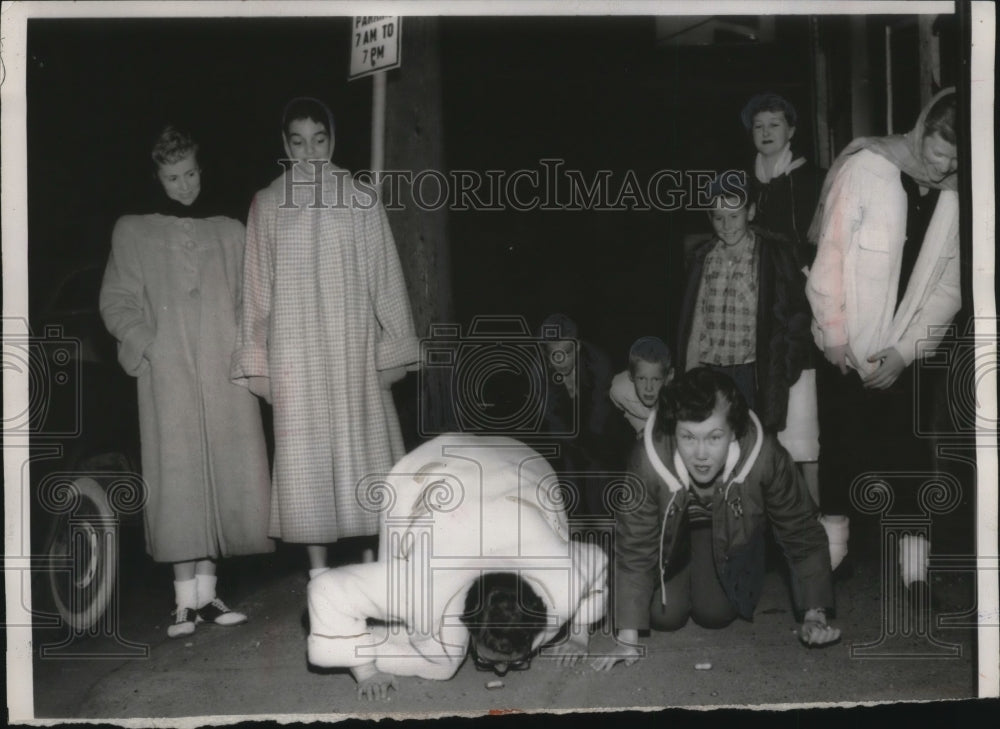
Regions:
[[349, 16, 401, 80]]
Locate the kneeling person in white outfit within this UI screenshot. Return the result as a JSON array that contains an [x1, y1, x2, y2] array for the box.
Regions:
[[307, 434, 608, 700]]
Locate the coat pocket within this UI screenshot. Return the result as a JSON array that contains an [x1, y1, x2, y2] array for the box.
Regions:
[[854, 228, 894, 282]]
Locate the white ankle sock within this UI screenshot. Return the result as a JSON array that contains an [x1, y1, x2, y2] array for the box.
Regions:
[[173, 578, 198, 610], [820, 515, 850, 571], [899, 534, 929, 587], [196, 573, 217, 609]]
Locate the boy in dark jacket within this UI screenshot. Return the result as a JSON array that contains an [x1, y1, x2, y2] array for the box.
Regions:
[[592, 368, 839, 672], [676, 176, 813, 433], [538, 313, 627, 515]]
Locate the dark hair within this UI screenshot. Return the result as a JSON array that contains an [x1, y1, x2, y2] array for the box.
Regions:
[[282, 97, 333, 138], [740, 93, 798, 131], [655, 366, 749, 439], [702, 170, 750, 211], [628, 336, 672, 375], [923, 93, 957, 146], [151, 126, 198, 168], [538, 313, 578, 341], [461, 573, 548, 659]]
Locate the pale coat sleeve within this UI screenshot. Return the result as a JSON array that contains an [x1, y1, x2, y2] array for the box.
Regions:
[[231, 193, 274, 381], [568, 541, 609, 633], [307, 563, 396, 669], [892, 193, 961, 366], [376, 589, 468, 680], [99, 217, 155, 377], [608, 370, 630, 412], [306, 563, 466, 681], [806, 154, 866, 350], [609, 369, 650, 433], [362, 200, 420, 371]]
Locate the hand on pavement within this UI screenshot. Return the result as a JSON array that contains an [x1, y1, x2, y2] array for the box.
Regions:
[[355, 670, 397, 701], [590, 641, 641, 672], [799, 609, 842, 647], [547, 634, 590, 667]]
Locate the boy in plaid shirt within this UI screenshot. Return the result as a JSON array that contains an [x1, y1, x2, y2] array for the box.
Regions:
[[676, 175, 812, 435]]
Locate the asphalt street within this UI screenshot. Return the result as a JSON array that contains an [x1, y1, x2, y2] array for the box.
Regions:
[[27, 525, 980, 722]]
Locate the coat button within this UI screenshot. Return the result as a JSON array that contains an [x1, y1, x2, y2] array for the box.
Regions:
[[189, 288, 200, 299]]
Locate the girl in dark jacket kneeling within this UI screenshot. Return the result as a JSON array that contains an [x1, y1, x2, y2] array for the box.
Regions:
[[593, 368, 839, 671]]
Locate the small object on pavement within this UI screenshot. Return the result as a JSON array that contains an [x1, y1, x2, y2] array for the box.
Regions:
[[485, 680, 504, 690], [695, 662, 713, 671]]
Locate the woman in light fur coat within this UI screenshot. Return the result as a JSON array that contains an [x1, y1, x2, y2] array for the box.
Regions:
[[101, 126, 273, 638]]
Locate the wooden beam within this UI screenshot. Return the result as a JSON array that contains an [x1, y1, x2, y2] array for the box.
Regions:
[[850, 15, 873, 139]]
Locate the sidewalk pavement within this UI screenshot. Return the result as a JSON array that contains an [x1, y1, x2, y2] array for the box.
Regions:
[[31, 545, 977, 721]]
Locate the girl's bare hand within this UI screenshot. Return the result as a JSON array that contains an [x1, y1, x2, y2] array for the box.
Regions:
[[356, 671, 397, 701], [591, 642, 641, 672], [547, 634, 590, 667], [799, 608, 842, 646], [863, 347, 906, 390]]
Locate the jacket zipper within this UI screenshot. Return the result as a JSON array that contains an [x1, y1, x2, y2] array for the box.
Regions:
[[659, 492, 678, 605]]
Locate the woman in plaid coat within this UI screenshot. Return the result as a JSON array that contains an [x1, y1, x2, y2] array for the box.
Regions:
[[232, 98, 419, 574]]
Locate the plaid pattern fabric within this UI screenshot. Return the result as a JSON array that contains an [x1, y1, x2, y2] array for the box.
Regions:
[[233, 168, 419, 543], [695, 236, 759, 366]]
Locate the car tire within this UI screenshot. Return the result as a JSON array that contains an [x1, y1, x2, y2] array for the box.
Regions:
[[44, 476, 118, 632]]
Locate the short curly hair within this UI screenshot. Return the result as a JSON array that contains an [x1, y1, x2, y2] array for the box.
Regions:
[[461, 573, 548, 660], [740, 93, 798, 131], [151, 126, 198, 167], [655, 366, 749, 439]]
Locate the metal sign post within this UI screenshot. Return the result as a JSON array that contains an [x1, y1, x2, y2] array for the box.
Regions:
[[349, 16, 401, 180]]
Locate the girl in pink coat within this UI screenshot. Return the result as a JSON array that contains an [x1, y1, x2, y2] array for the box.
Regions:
[[806, 89, 960, 572]]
